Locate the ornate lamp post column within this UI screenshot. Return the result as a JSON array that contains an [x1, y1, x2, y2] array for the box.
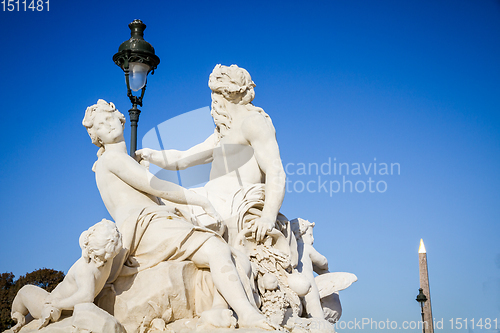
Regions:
[[113, 19, 160, 157], [416, 288, 428, 333]]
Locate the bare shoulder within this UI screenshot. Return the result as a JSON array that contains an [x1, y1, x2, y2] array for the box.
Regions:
[[97, 151, 131, 172], [241, 112, 275, 141], [65, 258, 87, 278], [73, 264, 99, 288], [73, 257, 92, 272]]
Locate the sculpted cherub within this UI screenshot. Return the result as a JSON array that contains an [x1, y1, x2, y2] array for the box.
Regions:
[[290, 218, 357, 329], [291, 218, 329, 276], [290, 218, 333, 330], [10, 219, 122, 332]]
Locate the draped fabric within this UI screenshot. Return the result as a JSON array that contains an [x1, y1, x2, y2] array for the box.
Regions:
[[108, 205, 217, 281], [229, 184, 299, 268]]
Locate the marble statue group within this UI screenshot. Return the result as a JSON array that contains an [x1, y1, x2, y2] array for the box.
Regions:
[[7, 65, 356, 333]]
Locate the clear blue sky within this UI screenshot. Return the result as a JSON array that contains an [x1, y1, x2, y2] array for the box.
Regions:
[[1, 1, 499, 332]]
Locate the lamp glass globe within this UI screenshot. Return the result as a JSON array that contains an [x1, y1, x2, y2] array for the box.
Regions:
[[129, 62, 150, 91]]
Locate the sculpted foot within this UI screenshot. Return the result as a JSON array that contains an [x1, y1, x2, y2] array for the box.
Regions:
[[11, 312, 25, 333], [197, 308, 236, 330], [238, 311, 277, 331]]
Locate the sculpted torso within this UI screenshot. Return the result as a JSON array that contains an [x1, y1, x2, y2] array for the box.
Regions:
[[206, 111, 266, 201], [95, 151, 161, 226], [49, 258, 113, 306]]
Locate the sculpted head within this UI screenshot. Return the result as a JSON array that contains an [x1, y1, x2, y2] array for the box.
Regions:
[[79, 219, 122, 267], [209, 65, 270, 139], [209, 64, 255, 105], [82, 99, 126, 149], [290, 218, 315, 244]]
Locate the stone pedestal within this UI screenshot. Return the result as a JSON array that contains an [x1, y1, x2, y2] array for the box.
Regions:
[[72, 303, 125, 333], [8, 303, 124, 333], [108, 261, 214, 333]]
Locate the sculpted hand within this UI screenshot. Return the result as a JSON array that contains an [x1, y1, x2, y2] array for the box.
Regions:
[[251, 216, 275, 242], [135, 148, 154, 163]]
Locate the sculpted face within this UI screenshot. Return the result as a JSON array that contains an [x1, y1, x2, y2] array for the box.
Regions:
[[303, 227, 314, 245], [93, 111, 124, 145], [83, 100, 126, 150], [208, 64, 256, 104]]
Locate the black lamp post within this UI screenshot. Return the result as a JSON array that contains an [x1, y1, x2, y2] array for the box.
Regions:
[[113, 19, 160, 157], [416, 288, 428, 333]]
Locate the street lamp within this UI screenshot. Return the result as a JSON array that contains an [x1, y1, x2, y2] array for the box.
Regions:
[[113, 19, 160, 157], [416, 288, 428, 333]]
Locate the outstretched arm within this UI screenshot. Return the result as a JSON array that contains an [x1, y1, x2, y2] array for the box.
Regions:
[[136, 133, 217, 170], [242, 114, 286, 242], [309, 246, 329, 274], [105, 151, 221, 220]]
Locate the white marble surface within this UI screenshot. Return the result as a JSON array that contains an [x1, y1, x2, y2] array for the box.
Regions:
[[8, 66, 356, 333]]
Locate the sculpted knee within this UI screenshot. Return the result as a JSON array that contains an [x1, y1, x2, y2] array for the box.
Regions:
[[205, 237, 232, 259]]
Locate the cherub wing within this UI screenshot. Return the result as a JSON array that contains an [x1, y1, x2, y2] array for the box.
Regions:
[[315, 272, 358, 298]]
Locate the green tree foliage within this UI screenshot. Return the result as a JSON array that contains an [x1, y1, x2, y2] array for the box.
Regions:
[[15, 269, 65, 292], [0, 269, 65, 331], [0, 272, 15, 332]]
